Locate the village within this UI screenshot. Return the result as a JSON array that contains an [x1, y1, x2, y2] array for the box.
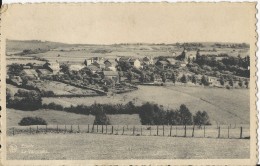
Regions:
[[7, 47, 250, 97]]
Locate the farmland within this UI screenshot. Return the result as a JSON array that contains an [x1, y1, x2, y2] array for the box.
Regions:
[[42, 85, 249, 125], [7, 133, 250, 160], [7, 108, 141, 127]]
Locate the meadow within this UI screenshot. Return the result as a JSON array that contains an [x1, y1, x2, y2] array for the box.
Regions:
[[42, 85, 249, 125], [7, 133, 250, 160]]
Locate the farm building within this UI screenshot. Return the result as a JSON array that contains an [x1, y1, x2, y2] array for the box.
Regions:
[[84, 59, 94, 66], [119, 57, 131, 62], [129, 58, 141, 69], [69, 64, 86, 71], [102, 71, 119, 83], [36, 69, 53, 76], [43, 61, 60, 74], [20, 69, 39, 79], [155, 60, 169, 69], [86, 64, 102, 74], [92, 61, 105, 69], [166, 58, 177, 66], [143, 56, 154, 65]]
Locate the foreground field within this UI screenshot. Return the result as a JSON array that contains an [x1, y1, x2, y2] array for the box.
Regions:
[[7, 133, 250, 160], [43, 85, 249, 125]]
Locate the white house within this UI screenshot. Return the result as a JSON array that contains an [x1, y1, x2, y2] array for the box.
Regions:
[[129, 58, 141, 69]]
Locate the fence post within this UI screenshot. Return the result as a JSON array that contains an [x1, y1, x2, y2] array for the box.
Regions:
[[87, 124, 89, 133], [78, 124, 80, 133], [192, 125, 194, 137], [97, 125, 98, 133], [56, 125, 58, 133], [184, 125, 187, 137], [106, 124, 107, 134], [240, 127, 243, 139], [157, 125, 159, 136], [176, 126, 177, 136], [36, 125, 39, 133], [170, 125, 172, 137], [112, 126, 114, 134], [70, 125, 73, 133], [204, 125, 205, 137], [228, 126, 229, 138], [127, 125, 128, 130], [13, 127, 15, 136], [150, 126, 152, 136], [92, 124, 94, 133], [45, 125, 47, 134], [65, 125, 67, 133], [141, 126, 142, 136], [133, 126, 135, 135], [102, 125, 103, 133], [122, 126, 124, 135], [163, 125, 164, 136], [218, 126, 220, 138]]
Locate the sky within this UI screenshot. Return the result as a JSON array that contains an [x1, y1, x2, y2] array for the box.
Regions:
[[2, 3, 256, 44]]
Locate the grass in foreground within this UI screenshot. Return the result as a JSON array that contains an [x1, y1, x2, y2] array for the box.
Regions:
[[7, 133, 249, 160]]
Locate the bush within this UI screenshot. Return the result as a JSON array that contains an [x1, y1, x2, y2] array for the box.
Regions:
[[19, 117, 47, 126], [93, 109, 111, 125]]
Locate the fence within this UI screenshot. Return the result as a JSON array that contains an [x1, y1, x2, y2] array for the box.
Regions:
[[8, 124, 250, 139]]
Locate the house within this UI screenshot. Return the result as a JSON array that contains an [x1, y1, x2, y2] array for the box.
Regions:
[[166, 58, 177, 66], [143, 56, 154, 65], [129, 58, 141, 68], [84, 59, 94, 66], [20, 69, 39, 79], [69, 64, 86, 71], [10, 76, 23, 86], [43, 61, 60, 74], [86, 64, 102, 74], [23, 65, 31, 69], [154, 74, 162, 83], [102, 71, 119, 83], [119, 57, 131, 62], [36, 69, 53, 76], [92, 61, 105, 69], [207, 76, 219, 84], [155, 60, 169, 69], [187, 51, 197, 62]]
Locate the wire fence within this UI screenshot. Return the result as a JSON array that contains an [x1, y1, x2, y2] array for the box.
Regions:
[[7, 124, 250, 139]]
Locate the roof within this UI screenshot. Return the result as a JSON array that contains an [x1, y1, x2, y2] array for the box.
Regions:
[[119, 57, 131, 61], [22, 69, 38, 76], [143, 56, 153, 61], [103, 71, 118, 76], [129, 58, 140, 62], [86, 64, 101, 71], [37, 69, 52, 75], [157, 60, 169, 65], [166, 58, 176, 65], [69, 64, 85, 71]]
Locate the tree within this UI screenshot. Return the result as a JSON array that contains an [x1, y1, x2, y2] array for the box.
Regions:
[[180, 74, 187, 84], [161, 73, 167, 83], [229, 79, 234, 87], [245, 79, 249, 88], [191, 75, 197, 84], [201, 75, 209, 86], [238, 79, 243, 87], [8, 63, 23, 76], [126, 70, 133, 83], [178, 104, 193, 125], [219, 76, 225, 86], [171, 73, 176, 85], [193, 111, 211, 126], [93, 108, 111, 125], [19, 117, 47, 126], [60, 64, 70, 74]]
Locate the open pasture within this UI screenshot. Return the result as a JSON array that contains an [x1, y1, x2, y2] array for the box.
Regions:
[[42, 85, 249, 125], [7, 132, 250, 160]]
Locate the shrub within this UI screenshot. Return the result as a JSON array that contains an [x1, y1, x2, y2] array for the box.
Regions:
[[19, 117, 47, 126], [93, 108, 111, 125]]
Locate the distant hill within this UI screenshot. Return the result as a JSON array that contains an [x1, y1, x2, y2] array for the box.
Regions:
[[6, 39, 71, 54]]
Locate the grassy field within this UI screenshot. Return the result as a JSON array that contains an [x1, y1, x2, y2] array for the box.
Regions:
[[42, 85, 249, 125], [7, 133, 250, 160], [7, 108, 141, 127]]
